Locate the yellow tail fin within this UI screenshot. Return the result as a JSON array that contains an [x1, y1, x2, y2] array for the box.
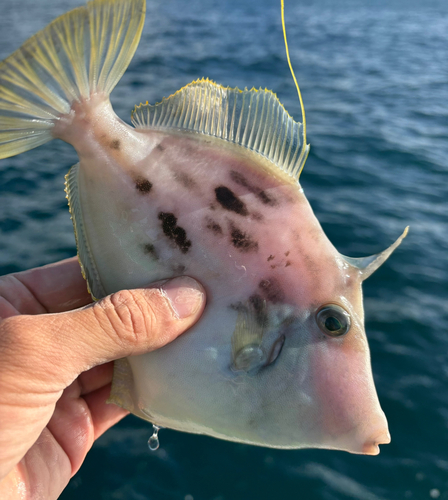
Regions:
[[0, 0, 145, 159]]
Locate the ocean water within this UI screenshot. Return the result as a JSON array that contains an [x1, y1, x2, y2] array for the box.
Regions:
[[0, 0, 447, 498]]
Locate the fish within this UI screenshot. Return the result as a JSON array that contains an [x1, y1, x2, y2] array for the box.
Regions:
[[0, 0, 407, 455]]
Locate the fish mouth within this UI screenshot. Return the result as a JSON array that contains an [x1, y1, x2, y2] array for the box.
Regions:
[[361, 430, 391, 455]]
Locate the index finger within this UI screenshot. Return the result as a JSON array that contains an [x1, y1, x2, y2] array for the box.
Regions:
[[0, 257, 92, 316]]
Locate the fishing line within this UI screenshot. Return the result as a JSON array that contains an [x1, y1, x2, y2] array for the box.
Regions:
[[281, 0, 307, 145]]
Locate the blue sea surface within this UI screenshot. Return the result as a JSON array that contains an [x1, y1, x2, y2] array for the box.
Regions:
[[0, 0, 447, 498]]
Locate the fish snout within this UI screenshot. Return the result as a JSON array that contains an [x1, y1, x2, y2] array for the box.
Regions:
[[361, 429, 391, 456], [347, 410, 391, 455]]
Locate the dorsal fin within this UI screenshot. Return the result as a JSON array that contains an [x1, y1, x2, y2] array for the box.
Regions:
[[132, 79, 310, 180]]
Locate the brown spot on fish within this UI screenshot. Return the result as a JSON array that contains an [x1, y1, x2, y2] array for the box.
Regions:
[[230, 170, 278, 206], [249, 294, 268, 327], [206, 218, 223, 235], [143, 243, 158, 259], [251, 212, 264, 222], [257, 190, 276, 206], [267, 255, 275, 262], [270, 264, 276, 269], [135, 177, 153, 194], [110, 139, 120, 150], [158, 212, 191, 254], [172, 263, 186, 274], [215, 186, 248, 216], [229, 302, 245, 313], [303, 253, 320, 276], [230, 225, 258, 253], [285, 251, 290, 257], [230, 171, 247, 186], [156, 143, 165, 151], [285, 261, 291, 267], [174, 171, 197, 190], [258, 278, 285, 304]]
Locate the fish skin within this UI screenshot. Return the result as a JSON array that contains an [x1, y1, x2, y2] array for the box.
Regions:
[[0, 0, 405, 454], [58, 95, 389, 454]]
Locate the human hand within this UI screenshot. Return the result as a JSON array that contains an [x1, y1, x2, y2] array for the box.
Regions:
[[0, 257, 205, 499]]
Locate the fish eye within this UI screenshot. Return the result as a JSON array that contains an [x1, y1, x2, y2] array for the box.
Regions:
[[316, 305, 351, 337]]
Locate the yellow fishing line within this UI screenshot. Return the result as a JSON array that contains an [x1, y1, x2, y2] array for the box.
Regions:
[[281, 0, 306, 144]]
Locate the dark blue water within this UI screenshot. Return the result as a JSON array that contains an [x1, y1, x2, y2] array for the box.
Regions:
[[1, 0, 447, 498]]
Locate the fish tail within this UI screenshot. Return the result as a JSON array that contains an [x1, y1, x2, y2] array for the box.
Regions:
[[0, 0, 145, 159]]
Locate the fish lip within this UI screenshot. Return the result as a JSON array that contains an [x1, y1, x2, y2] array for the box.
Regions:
[[361, 430, 391, 455]]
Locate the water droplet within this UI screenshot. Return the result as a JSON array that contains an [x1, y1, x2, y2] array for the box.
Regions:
[[148, 425, 160, 451]]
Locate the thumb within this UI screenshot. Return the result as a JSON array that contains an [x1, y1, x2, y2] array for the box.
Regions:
[[2, 276, 205, 387]]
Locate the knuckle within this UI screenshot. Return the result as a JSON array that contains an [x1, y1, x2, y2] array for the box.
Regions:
[[93, 289, 159, 351]]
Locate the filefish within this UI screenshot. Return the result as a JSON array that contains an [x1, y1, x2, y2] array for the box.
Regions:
[[0, 0, 407, 454]]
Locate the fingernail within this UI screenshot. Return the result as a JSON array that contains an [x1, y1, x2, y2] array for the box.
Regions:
[[160, 277, 205, 319]]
